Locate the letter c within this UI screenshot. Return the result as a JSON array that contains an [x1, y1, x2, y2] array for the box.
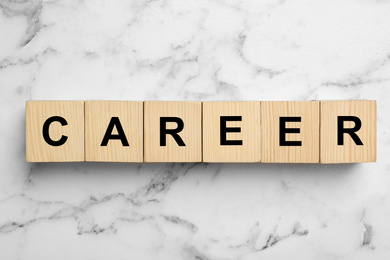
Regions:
[[42, 116, 68, 146]]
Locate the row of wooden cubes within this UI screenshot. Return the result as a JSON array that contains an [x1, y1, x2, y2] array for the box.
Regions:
[[26, 100, 376, 163]]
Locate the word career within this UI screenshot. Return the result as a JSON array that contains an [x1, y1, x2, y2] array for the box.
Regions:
[[26, 100, 376, 163]]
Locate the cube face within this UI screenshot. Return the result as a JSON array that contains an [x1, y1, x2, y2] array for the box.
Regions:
[[26, 101, 84, 162], [320, 100, 376, 163], [144, 101, 202, 162], [203, 102, 260, 162], [85, 101, 143, 162], [261, 101, 320, 163]]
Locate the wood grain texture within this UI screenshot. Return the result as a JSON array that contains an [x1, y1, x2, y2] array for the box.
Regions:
[[261, 101, 320, 163], [203, 102, 260, 162], [144, 101, 202, 162], [85, 101, 143, 162], [320, 100, 376, 163], [26, 101, 84, 162]]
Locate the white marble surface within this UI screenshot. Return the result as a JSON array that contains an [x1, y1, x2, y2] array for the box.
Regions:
[[1, 0, 390, 259]]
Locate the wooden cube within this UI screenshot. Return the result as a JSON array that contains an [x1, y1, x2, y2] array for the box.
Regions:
[[203, 102, 260, 162], [26, 101, 84, 162], [261, 101, 319, 163], [85, 101, 143, 162], [320, 100, 376, 163], [144, 101, 202, 162]]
